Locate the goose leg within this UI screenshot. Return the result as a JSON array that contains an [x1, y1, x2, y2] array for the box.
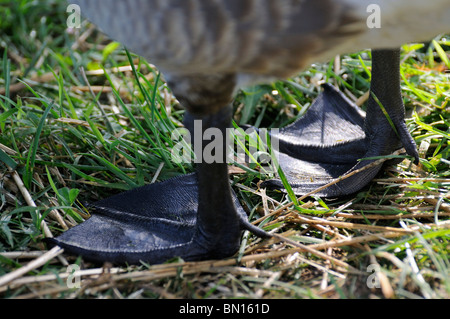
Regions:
[[262, 49, 419, 197], [49, 79, 269, 264]]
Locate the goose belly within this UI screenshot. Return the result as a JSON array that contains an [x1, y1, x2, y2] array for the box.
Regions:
[[69, 0, 450, 80]]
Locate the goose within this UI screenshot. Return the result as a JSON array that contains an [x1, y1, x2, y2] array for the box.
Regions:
[[49, 0, 450, 264]]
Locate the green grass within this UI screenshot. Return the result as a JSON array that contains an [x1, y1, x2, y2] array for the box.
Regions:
[[0, 0, 449, 299]]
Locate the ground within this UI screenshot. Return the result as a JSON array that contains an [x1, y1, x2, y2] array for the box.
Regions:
[[0, 0, 449, 299]]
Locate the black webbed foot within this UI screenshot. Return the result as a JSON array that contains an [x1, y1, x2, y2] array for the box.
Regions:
[[262, 49, 419, 197], [261, 83, 378, 196], [49, 105, 270, 265], [48, 173, 267, 264]]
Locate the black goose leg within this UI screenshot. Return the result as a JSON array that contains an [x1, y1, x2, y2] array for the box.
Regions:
[[183, 106, 269, 260], [262, 49, 419, 196], [49, 88, 269, 264], [363, 49, 419, 162]]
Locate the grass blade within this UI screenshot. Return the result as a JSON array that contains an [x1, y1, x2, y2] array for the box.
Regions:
[[24, 101, 54, 188]]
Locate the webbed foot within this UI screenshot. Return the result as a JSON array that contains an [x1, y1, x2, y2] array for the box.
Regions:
[[49, 105, 270, 265], [48, 173, 267, 264], [262, 49, 419, 197]]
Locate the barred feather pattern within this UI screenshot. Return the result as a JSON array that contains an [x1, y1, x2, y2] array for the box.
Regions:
[[70, 0, 363, 78], [69, 0, 450, 109]]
